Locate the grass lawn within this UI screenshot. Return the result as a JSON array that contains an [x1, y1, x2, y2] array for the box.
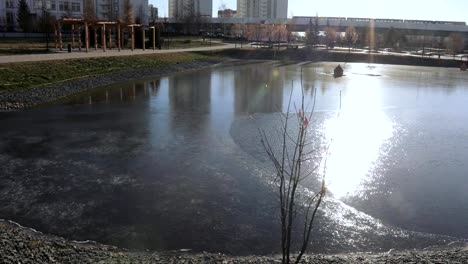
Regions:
[[0, 52, 207, 92], [0, 37, 224, 55]]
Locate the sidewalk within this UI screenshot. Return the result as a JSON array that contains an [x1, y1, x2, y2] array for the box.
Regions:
[[0, 43, 234, 64]]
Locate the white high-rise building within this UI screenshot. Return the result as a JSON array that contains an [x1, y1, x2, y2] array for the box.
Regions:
[[168, 0, 212, 19], [237, 0, 288, 19]]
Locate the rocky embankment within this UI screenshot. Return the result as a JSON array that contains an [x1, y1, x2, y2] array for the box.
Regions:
[[0, 58, 224, 112], [1, 220, 468, 264]]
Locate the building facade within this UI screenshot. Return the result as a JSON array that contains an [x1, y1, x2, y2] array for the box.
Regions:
[[94, 0, 148, 24], [148, 4, 158, 23], [0, 0, 84, 31], [237, 0, 288, 19], [0, 0, 149, 32], [168, 0, 212, 19]]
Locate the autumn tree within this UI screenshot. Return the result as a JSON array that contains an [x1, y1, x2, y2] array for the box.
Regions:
[[17, 0, 32, 32], [344, 26, 358, 53]]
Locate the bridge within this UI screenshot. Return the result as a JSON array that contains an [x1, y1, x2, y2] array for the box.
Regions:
[[159, 16, 468, 37]]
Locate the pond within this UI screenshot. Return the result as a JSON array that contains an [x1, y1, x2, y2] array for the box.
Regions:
[[1, 61, 467, 254]]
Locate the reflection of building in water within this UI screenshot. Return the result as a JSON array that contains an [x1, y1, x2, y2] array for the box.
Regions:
[[168, 73, 211, 113], [234, 65, 284, 113], [65, 81, 156, 105]]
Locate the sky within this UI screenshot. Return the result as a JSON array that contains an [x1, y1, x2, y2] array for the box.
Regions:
[[150, 0, 468, 23]]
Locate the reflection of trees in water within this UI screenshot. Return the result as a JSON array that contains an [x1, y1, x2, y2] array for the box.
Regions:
[[234, 64, 284, 113], [66, 80, 162, 105]]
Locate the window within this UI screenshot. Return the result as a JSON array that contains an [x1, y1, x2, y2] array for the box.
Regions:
[[71, 2, 80, 12], [6, 0, 14, 8], [59, 1, 69, 12]]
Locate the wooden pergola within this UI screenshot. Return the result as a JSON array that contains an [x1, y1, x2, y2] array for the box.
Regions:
[[54, 18, 159, 52]]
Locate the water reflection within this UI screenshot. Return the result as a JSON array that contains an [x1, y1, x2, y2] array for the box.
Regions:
[[323, 73, 395, 198], [234, 64, 284, 113], [2, 62, 468, 254]]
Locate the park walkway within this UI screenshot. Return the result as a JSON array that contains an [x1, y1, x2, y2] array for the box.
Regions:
[[0, 43, 235, 64]]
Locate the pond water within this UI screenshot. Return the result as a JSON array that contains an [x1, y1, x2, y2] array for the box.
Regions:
[[1, 61, 468, 254]]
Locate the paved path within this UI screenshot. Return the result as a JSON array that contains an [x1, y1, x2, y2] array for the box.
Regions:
[[0, 43, 235, 64]]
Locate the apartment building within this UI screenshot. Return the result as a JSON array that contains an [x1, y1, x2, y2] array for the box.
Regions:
[[0, 0, 149, 31], [0, 0, 84, 31], [168, 0, 212, 19], [94, 0, 148, 24], [237, 0, 288, 19]]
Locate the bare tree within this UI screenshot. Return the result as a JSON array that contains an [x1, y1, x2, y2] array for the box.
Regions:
[[17, 0, 32, 32], [344, 26, 358, 53], [260, 83, 327, 264], [83, 0, 96, 21], [324, 27, 336, 50], [121, 0, 134, 24], [246, 23, 264, 47], [448, 33, 465, 59]]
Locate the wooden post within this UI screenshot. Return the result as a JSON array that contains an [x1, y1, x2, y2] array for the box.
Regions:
[[142, 27, 145, 51], [78, 26, 82, 52], [85, 22, 89, 52], [71, 24, 75, 49], [94, 26, 98, 50], [131, 26, 135, 51], [152, 27, 156, 50], [102, 24, 106, 52], [58, 22, 63, 51], [108, 28, 112, 50], [117, 24, 121, 51]]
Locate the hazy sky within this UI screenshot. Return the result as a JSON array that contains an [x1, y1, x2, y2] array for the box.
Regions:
[[150, 0, 468, 22]]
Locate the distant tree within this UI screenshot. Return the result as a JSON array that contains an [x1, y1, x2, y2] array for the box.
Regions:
[[384, 27, 406, 50], [324, 27, 336, 49], [448, 33, 465, 58], [273, 23, 288, 50], [313, 15, 320, 45], [344, 26, 358, 53], [305, 15, 320, 47], [121, 0, 134, 24], [39, 7, 56, 50], [83, 0, 97, 21], [246, 23, 263, 47], [16, 0, 32, 32]]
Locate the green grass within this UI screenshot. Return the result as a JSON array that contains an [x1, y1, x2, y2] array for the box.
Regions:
[[0, 52, 207, 92]]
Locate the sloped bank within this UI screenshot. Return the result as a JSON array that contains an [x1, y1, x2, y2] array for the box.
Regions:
[[2, 220, 468, 264], [0, 54, 225, 112], [207, 48, 466, 68]]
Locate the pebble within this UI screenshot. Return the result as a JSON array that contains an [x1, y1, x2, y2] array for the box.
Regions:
[[1, 219, 468, 263]]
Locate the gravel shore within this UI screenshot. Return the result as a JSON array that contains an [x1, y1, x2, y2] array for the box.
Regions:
[[0, 58, 225, 112], [2, 220, 468, 264]]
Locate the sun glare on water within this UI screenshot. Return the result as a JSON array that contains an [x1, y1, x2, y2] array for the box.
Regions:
[[322, 74, 395, 198]]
